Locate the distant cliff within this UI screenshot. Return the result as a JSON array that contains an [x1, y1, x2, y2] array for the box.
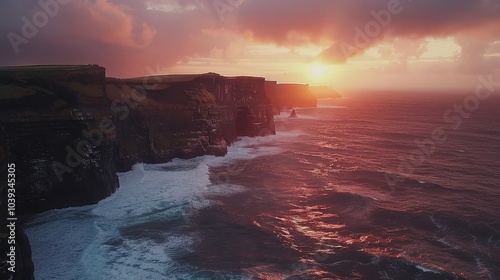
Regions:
[[0, 66, 275, 214], [310, 86, 342, 99], [265, 82, 317, 114]]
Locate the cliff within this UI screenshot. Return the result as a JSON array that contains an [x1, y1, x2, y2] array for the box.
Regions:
[[0, 65, 119, 214], [0, 66, 276, 213], [229, 76, 275, 137], [310, 86, 342, 99], [107, 74, 227, 171], [107, 73, 275, 171], [265, 82, 317, 114], [0, 65, 276, 279]]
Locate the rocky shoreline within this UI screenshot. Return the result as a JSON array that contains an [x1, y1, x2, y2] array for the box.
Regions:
[[0, 64, 322, 279]]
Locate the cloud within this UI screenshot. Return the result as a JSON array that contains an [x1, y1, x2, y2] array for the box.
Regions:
[[1, 0, 499, 77], [376, 38, 428, 72], [0, 0, 230, 76], [71, 0, 155, 48], [231, 0, 500, 63]]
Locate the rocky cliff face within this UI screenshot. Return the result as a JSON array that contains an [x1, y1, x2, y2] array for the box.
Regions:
[[106, 73, 275, 171], [310, 86, 342, 99], [107, 74, 228, 171], [0, 66, 276, 279], [0, 65, 119, 214], [265, 82, 317, 113], [230, 76, 275, 136], [0, 66, 276, 213], [265, 81, 280, 115]]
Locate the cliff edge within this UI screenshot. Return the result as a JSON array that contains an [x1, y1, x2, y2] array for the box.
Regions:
[[265, 82, 317, 114], [0, 65, 277, 279], [0, 66, 276, 214]]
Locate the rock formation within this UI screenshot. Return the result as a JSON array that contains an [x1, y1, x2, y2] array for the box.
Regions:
[[107, 73, 275, 171], [0, 65, 119, 214], [265, 82, 317, 114], [229, 76, 275, 137], [107, 74, 228, 171], [0, 66, 276, 213], [310, 86, 342, 99], [0, 65, 277, 279]]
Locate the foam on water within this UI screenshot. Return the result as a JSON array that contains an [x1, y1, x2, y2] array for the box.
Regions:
[[24, 206, 96, 280], [24, 133, 299, 279], [82, 158, 251, 279], [92, 162, 211, 219], [415, 265, 441, 274]]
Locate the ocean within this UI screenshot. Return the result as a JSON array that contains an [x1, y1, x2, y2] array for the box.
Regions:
[[25, 91, 500, 279]]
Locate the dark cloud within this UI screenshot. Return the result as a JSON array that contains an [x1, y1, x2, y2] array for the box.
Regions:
[[1, 0, 499, 76], [0, 0, 225, 76], [232, 0, 500, 63]]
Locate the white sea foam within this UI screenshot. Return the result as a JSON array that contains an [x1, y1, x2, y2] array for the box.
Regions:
[[92, 162, 212, 219], [82, 160, 234, 279], [430, 216, 445, 230], [437, 238, 462, 251], [274, 111, 291, 120], [415, 265, 440, 274], [24, 132, 298, 280], [24, 206, 96, 280], [474, 257, 493, 280]]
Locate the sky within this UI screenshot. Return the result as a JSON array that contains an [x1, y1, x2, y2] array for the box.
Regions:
[[1, 0, 500, 91]]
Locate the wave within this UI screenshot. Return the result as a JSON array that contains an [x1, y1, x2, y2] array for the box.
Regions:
[[294, 250, 463, 279], [24, 206, 97, 280], [81, 136, 287, 279], [80, 162, 213, 279], [24, 131, 293, 279]]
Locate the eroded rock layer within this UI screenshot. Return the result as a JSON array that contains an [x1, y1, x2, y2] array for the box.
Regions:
[[265, 82, 317, 114], [0, 66, 275, 214], [0, 65, 118, 213]]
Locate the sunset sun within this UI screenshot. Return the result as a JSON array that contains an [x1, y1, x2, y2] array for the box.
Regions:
[[309, 64, 328, 79]]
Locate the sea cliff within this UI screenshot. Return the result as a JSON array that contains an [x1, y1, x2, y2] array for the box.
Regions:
[[0, 65, 118, 214], [0, 65, 278, 279], [265, 82, 317, 114], [0, 65, 276, 214]]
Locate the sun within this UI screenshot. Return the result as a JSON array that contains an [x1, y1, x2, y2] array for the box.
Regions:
[[309, 64, 328, 79]]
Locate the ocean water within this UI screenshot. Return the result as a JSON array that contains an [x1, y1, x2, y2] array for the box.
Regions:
[[25, 92, 500, 279]]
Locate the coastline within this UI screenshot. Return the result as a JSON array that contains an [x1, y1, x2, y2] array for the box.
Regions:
[[0, 64, 325, 279], [23, 131, 289, 279]]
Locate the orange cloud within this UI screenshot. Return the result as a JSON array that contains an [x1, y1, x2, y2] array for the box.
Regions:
[[1, 0, 499, 77]]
